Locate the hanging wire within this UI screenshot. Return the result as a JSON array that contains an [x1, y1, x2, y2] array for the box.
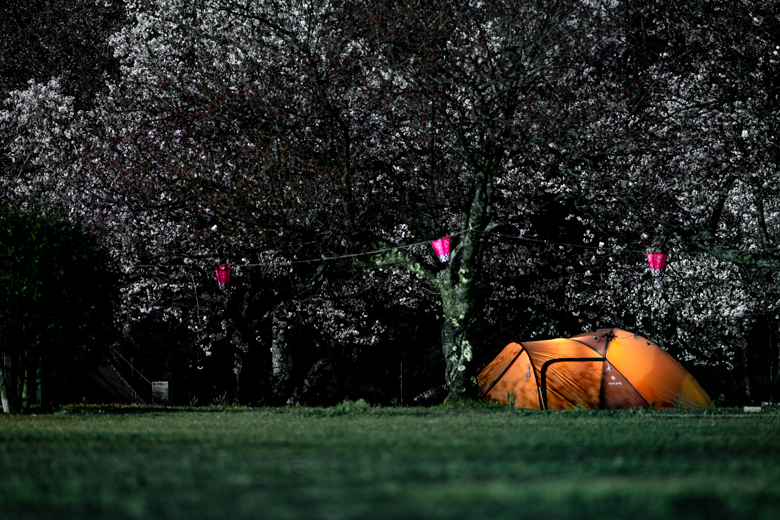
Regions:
[[125, 228, 474, 269], [120, 228, 778, 271]]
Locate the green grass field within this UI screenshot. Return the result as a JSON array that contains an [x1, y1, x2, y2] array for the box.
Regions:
[[1, 404, 779, 519]]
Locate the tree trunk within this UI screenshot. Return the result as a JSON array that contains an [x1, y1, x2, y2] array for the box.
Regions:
[[437, 225, 484, 401], [6, 353, 23, 413], [363, 243, 483, 402], [271, 310, 294, 404], [439, 275, 478, 401], [0, 354, 11, 413], [438, 162, 494, 401]]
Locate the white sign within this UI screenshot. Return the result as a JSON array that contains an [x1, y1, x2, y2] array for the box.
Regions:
[[152, 381, 169, 401]]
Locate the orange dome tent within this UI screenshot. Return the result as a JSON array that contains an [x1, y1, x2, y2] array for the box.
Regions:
[[477, 328, 711, 410]]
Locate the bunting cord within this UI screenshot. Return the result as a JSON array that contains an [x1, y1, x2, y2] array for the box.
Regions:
[[122, 229, 779, 271], [127, 228, 472, 269], [480, 231, 780, 255]]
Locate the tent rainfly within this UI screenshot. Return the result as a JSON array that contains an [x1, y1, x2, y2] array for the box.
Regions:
[[477, 328, 711, 410]]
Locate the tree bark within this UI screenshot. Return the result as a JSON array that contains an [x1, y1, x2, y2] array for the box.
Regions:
[[271, 309, 293, 404], [436, 163, 494, 400], [0, 354, 11, 413], [438, 269, 478, 401]]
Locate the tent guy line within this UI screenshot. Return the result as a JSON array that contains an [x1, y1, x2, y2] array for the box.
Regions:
[[123, 229, 778, 270]]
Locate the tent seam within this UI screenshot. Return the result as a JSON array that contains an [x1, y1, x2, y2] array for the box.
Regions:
[[479, 342, 526, 399], [603, 329, 651, 408]]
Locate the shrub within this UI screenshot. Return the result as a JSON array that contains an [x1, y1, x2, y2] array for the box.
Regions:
[[0, 209, 117, 412]]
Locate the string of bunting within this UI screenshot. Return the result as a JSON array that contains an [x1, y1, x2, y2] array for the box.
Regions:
[[125, 229, 778, 287]]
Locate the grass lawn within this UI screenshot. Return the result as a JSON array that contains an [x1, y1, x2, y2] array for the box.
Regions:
[[0, 404, 779, 519]]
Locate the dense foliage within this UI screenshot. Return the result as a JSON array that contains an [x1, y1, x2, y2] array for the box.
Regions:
[[0, 210, 117, 412]]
